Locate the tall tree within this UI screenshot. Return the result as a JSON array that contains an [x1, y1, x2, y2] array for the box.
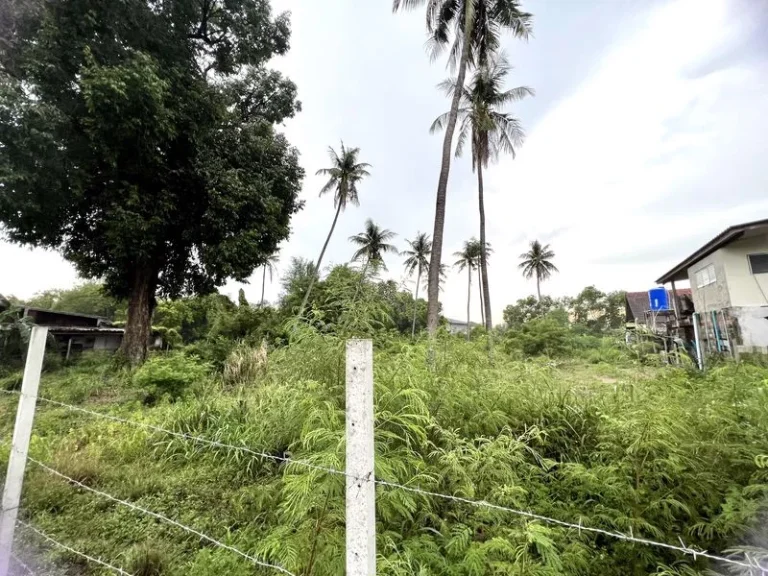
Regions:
[[453, 238, 482, 340], [349, 219, 398, 271], [393, 0, 532, 334], [260, 252, 280, 306], [402, 232, 432, 339], [519, 240, 558, 300], [432, 53, 531, 330], [0, 0, 304, 364], [298, 142, 370, 318]]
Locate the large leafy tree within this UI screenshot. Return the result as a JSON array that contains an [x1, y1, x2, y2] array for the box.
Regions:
[[0, 0, 304, 364], [349, 219, 398, 271], [298, 142, 370, 318], [402, 232, 432, 339], [23, 282, 124, 318], [453, 238, 482, 340], [519, 240, 558, 300], [432, 53, 532, 330], [393, 0, 532, 334]]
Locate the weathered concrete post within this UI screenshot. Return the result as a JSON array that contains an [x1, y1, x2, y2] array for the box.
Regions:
[[345, 339, 375, 576], [0, 326, 48, 576]]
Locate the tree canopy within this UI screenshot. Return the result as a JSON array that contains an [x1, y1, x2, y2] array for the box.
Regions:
[[0, 0, 304, 363]]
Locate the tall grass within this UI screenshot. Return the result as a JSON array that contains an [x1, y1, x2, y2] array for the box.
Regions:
[[0, 332, 766, 575]]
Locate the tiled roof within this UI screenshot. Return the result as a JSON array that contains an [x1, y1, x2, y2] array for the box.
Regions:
[[625, 289, 692, 321]]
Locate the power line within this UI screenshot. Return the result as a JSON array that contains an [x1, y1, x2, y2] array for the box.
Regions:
[[2, 390, 763, 571], [10, 553, 34, 575], [24, 455, 295, 576], [17, 520, 133, 576]]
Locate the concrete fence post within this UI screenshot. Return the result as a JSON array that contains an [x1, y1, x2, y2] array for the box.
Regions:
[[0, 326, 48, 576], [345, 339, 375, 576]]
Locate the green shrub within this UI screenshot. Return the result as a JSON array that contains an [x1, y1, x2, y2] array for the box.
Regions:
[[132, 353, 210, 403], [504, 317, 570, 357]]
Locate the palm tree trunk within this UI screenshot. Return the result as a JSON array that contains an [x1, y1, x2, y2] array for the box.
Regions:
[[466, 267, 472, 341], [426, 1, 475, 334], [478, 163, 492, 330], [411, 265, 422, 340], [478, 272, 485, 327], [536, 272, 541, 301], [260, 266, 267, 306], [298, 202, 342, 318]]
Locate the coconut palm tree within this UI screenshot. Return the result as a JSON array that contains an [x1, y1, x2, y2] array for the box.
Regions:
[[475, 241, 494, 327], [298, 142, 371, 318], [432, 53, 532, 330], [454, 238, 482, 340], [402, 232, 432, 339], [350, 219, 398, 272], [519, 240, 558, 300], [393, 0, 533, 334], [259, 252, 280, 306]]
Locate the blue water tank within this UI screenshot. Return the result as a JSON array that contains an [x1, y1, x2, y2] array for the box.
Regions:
[[648, 287, 669, 311]]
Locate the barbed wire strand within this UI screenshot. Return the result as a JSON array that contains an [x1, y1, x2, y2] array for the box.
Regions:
[[17, 519, 133, 576], [24, 456, 295, 576], [10, 552, 35, 575], [2, 390, 761, 571]]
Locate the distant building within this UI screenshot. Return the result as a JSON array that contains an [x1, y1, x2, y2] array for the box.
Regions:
[[0, 298, 123, 357], [445, 318, 479, 335], [656, 218, 768, 356], [625, 289, 692, 333]]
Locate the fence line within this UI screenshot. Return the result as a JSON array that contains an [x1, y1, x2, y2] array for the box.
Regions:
[[21, 455, 295, 576], [10, 553, 34, 575], [1, 390, 762, 571], [17, 519, 133, 576]]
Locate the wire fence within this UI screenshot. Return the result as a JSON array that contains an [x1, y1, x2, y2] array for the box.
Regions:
[[2, 387, 765, 575]]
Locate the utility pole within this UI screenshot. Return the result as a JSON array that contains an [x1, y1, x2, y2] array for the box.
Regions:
[[345, 339, 375, 576], [0, 326, 48, 576]]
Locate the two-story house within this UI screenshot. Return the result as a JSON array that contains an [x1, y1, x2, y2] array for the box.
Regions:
[[656, 218, 768, 356]]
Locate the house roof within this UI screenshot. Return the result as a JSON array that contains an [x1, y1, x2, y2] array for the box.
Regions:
[[23, 307, 108, 321], [656, 218, 768, 284], [625, 289, 692, 321]]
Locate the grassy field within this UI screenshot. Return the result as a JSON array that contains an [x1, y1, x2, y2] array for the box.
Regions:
[[1, 332, 767, 576]]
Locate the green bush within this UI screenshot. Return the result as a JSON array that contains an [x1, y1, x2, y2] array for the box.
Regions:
[[504, 317, 570, 357], [132, 353, 210, 403]]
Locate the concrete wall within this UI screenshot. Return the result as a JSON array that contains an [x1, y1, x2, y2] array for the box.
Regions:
[[686, 251, 730, 312], [719, 233, 768, 307], [728, 306, 768, 351]]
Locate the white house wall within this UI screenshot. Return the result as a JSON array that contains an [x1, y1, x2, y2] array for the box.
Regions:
[[686, 250, 730, 312], [719, 234, 768, 307]]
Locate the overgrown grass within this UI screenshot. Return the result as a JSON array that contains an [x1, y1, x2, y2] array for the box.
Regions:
[[1, 331, 767, 575]]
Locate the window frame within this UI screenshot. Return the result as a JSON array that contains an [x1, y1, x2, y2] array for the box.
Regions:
[[695, 263, 716, 288], [747, 253, 768, 275]]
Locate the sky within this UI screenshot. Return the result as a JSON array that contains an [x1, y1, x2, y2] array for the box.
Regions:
[[2, 0, 768, 324]]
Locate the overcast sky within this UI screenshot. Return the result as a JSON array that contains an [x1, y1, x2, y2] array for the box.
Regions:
[[2, 0, 767, 323]]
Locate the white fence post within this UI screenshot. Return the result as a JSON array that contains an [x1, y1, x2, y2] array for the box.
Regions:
[[692, 313, 704, 371], [0, 326, 48, 576], [345, 339, 375, 576]]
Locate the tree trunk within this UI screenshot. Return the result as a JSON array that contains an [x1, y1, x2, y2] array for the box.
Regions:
[[466, 267, 472, 341], [478, 163, 493, 330], [299, 202, 342, 318], [411, 265, 421, 340], [478, 271, 485, 328], [536, 272, 541, 301], [261, 266, 267, 306], [426, 2, 475, 334], [120, 267, 155, 366]]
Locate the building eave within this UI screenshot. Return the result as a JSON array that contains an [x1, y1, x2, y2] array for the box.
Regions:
[[656, 218, 768, 285]]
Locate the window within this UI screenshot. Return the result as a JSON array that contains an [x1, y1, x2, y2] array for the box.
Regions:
[[696, 264, 716, 288], [748, 253, 768, 275]]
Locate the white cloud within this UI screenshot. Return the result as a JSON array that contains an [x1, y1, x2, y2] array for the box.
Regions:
[[476, 0, 768, 321]]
